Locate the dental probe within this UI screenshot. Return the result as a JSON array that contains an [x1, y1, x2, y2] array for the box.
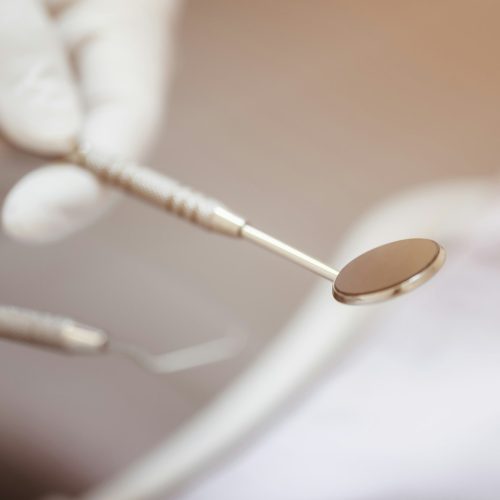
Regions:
[[0, 306, 244, 374], [66, 147, 445, 304]]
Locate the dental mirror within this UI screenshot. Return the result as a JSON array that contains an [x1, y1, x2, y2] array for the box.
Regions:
[[64, 148, 446, 305]]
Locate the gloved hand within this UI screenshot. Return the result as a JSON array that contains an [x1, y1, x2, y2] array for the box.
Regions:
[[0, 0, 179, 243]]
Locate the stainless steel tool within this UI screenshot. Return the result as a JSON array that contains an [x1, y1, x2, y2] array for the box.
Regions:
[[66, 146, 445, 304], [0, 305, 245, 374]]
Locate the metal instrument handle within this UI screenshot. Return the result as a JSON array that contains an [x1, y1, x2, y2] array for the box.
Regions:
[[0, 306, 108, 354], [68, 148, 246, 237]]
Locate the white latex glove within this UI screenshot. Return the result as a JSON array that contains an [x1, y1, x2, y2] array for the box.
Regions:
[[0, 0, 179, 243]]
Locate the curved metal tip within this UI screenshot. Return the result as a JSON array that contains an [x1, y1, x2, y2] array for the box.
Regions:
[[108, 330, 247, 374], [332, 238, 446, 305]]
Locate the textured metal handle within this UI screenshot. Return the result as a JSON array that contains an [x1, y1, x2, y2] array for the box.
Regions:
[[68, 148, 246, 237], [0, 306, 108, 354]]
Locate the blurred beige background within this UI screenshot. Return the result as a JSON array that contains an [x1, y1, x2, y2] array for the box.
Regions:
[[0, 0, 499, 497]]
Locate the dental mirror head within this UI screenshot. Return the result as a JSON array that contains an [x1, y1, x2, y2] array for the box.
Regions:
[[333, 238, 445, 305]]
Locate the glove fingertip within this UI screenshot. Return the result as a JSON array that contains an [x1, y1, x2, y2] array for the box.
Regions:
[[2, 190, 57, 244], [1, 98, 81, 157], [2, 163, 116, 244]]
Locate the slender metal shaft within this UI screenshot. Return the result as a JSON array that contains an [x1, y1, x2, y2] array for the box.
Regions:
[[241, 225, 338, 281]]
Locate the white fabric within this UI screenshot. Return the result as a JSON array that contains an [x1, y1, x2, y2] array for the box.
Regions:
[[0, 0, 178, 243], [174, 187, 500, 500]]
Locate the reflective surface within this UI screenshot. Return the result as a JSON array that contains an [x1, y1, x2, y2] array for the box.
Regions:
[[333, 239, 445, 304]]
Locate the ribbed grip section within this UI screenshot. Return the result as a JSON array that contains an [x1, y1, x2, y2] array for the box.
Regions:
[[0, 306, 108, 354], [69, 148, 246, 236]]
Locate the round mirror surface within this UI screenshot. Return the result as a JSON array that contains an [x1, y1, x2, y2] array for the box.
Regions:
[[333, 238, 445, 304]]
